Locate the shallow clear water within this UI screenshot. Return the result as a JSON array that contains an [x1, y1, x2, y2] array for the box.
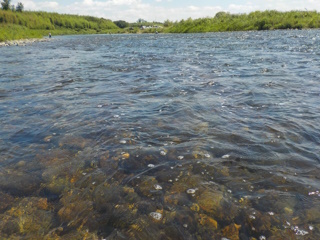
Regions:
[[0, 30, 320, 239]]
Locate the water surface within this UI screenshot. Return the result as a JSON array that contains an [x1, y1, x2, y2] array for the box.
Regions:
[[0, 30, 320, 239]]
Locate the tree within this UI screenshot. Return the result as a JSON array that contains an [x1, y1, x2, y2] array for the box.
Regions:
[[163, 19, 173, 27], [16, 2, 24, 12], [1, 0, 11, 10], [137, 18, 146, 23], [113, 20, 129, 29], [214, 11, 230, 19]]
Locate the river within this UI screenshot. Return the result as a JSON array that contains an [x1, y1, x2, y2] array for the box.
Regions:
[[0, 30, 319, 239]]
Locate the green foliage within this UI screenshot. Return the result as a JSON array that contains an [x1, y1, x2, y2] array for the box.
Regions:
[[129, 21, 162, 28], [0, 10, 119, 31], [0, 24, 42, 41], [0, 9, 119, 41], [163, 19, 173, 27], [113, 20, 129, 28], [1, 0, 11, 10], [16, 2, 23, 12], [1, 9, 320, 42], [137, 18, 147, 23], [165, 10, 320, 33]]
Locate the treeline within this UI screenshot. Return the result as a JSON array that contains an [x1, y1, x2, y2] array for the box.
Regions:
[[1, 9, 320, 41], [0, 9, 119, 41], [165, 10, 320, 33], [0, 10, 118, 30]]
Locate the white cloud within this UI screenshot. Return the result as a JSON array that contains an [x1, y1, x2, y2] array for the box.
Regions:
[[109, 0, 142, 6], [82, 0, 93, 6], [15, 1, 59, 11], [228, 4, 257, 13], [46, 2, 59, 8], [11, 0, 320, 22]]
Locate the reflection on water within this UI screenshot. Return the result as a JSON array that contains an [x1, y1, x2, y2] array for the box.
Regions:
[[0, 30, 319, 239]]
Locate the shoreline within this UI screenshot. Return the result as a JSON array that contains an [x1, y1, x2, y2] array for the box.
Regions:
[[1, 27, 318, 48], [0, 38, 51, 47]]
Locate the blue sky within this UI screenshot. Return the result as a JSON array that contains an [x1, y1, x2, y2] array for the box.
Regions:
[[13, 0, 320, 22]]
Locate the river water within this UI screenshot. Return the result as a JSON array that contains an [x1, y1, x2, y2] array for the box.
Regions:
[[0, 30, 319, 239]]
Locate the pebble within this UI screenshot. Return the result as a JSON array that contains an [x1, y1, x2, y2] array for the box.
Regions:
[[16, 160, 26, 167], [0, 38, 51, 48], [222, 154, 230, 159], [148, 164, 155, 168], [154, 184, 162, 190], [292, 226, 309, 236], [177, 156, 184, 160], [44, 136, 52, 142], [160, 151, 166, 156], [204, 153, 211, 158], [295, 229, 309, 236], [186, 189, 196, 194], [308, 190, 319, 196], [149, 212, 162, 221], [119, 140, 126, 144]]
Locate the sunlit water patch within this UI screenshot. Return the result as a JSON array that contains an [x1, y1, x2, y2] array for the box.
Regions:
[[0, 30, 319, 239]]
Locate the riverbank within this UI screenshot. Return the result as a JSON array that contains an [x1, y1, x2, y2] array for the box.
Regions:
[[1, 10, 320, 42], [0, 10, 120, 42], [0, 38, 51, 47]]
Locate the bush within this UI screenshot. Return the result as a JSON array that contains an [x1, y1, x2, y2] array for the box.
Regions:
[[113, 20, 129, 28], [166, 10, 320, 33]]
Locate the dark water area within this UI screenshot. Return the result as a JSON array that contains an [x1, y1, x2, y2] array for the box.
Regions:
[[0, 30, 319, 239]]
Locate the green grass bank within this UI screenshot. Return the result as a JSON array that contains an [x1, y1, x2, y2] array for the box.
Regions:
[[0, 10, 120, 42], [165, 10, 320, 33], [1, 9, 320, 42]]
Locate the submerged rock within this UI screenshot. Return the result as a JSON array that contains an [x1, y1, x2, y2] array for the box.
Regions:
[[0, 197, 53, 237], [0, 172, 41, 196], [0, 192, 14, 212], [305, 207, 320, 222], [198, 190, 224, 215], [221, 223, 241, 240], [58, 135, 92, 150], [136, 176, 159, 197], [170, 174, 202, 194], [199, 214, 218, 230]]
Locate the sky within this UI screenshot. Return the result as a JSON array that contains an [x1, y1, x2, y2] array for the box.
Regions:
[[12, 0, 320, 22]]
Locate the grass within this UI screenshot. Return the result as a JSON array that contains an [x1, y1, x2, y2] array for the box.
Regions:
[[1, 9, 320, 42], [165, 10, 320, 33], [0, 9, 120, 41]]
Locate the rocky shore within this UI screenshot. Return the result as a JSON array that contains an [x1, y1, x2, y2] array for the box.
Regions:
[[0, 38, 51, 47]]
